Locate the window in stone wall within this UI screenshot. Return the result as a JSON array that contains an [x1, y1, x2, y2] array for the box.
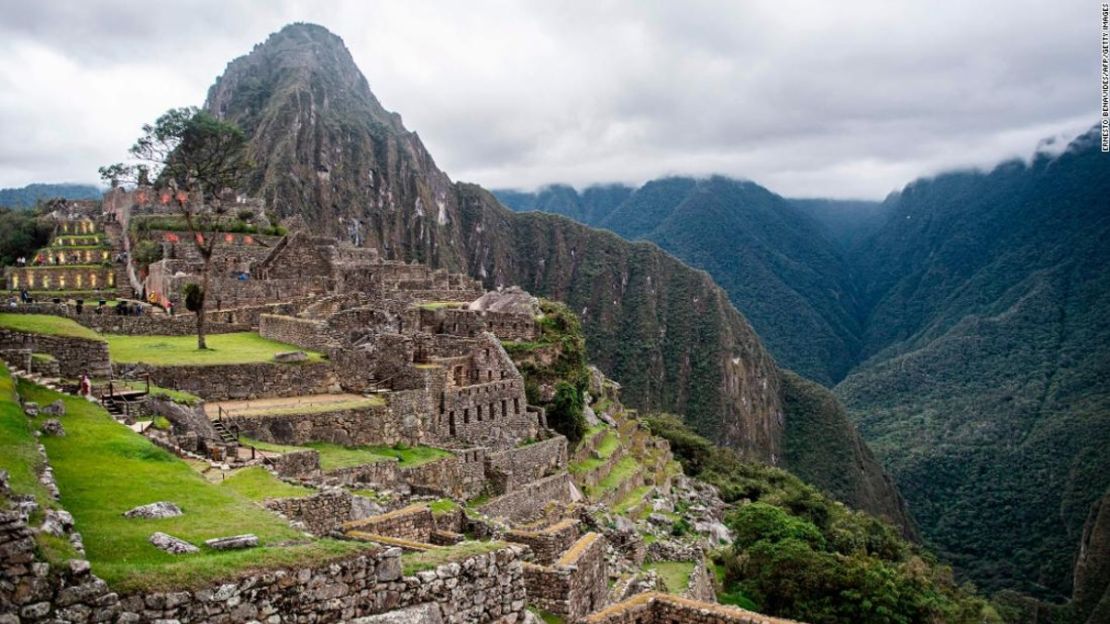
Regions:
[[449, 411, 456, 436], [108, 272, 114, 286], [502, 399, 507, 419], [10, 275, 18, 289], [514, 397, 520, 414], [463, 408, 470, 424], [58, 275, 66, 289], [42, 275, 50, 289], [90, 274, 97, 288], [75, 274, 82, 288]]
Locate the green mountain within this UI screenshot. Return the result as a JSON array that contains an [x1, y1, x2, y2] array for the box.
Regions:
[[0, 183, 101, 209], [496, 132, 1110, 604], [839, 134, 1110, 600], [201, 23, 912, 532], [494, 177, 866, 385]]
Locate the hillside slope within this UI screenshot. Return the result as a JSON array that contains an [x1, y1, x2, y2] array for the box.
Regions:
[[839, 132, 1110, 600], [200, 23, 911, 531], [494, 177, 865, 385]]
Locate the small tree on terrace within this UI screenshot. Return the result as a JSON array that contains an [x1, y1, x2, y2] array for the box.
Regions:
[[100, 107, 251, 349]]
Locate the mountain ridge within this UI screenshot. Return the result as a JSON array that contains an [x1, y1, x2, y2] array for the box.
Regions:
[[200, 22, 913, 535]]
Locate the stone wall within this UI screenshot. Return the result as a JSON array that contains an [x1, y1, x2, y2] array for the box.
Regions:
[[270, 449, 321, 478], [325, 459, 400, 488], [6, 265, 115, 292], [77, 313, 250, 336], [522, 531, 609, 621], [485, 436, 567, 493], [259, 314, 341, 352], [583, 592, 806, 624], [226, 402, 411, 447], [122, 361, 340, 401], [343, 504, 437, 543], [478, 472, 574, 523], [685, 559, 716, 603], [0, 327, 111, 378], [402, 449, 487, 500], [505, 518, 580, 565], [264, 488, 353, 536], [1, 473, 529, 624], [418, 308, 537, 342]]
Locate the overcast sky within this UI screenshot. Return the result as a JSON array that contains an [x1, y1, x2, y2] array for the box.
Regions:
[[0, 0, 1098, 199]]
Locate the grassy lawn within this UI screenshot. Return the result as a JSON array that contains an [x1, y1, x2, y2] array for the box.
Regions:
[[112, 380, 201, 406], [401, 540, 505, 575], [0, 365, 62, 532], [429, 498, 459, 516], [645, 561, 695, 594], [0, 313, 103, 340], [106, 332, 323, 366], [16, 380, 368, 592], [242, 438, 452, 471], [217, 467, 315, 501], [570, 428, 620, 475]]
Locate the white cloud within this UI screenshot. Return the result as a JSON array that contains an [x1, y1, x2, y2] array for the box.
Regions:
[[0, 0, 1097, 198]]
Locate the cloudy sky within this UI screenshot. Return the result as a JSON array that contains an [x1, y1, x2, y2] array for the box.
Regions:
[[0, 0, 1098, 198]]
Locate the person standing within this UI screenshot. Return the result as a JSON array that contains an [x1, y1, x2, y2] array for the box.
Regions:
[[79, 372, 91, 398]]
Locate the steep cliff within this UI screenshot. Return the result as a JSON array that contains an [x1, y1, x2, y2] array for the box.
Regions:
[[202, 23, 908, 529]]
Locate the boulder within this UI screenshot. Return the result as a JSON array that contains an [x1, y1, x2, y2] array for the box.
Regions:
[[150, 532, 198, 555], [204, 534, 259, 550], [350, 603, 443, 624], [273, 351, 308, 363], [39, 419, 65, 437], [41, 400, 66, 416], [23, 402, 39, 417], [124, 501, 183, 520], [40, 509, 74, 536]]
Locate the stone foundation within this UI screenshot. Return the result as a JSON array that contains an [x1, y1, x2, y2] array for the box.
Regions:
[[264, 488, 352, 535], [505, 518, 580, 565], [122, 361, 340, 401], [343, 504, 437, 543], [478, 472, 574, 523]]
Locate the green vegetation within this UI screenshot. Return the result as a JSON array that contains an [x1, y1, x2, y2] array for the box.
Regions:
[[528, 607, 566, 624], [242, 438, 451, 470], [569, 429, 619, 475], [130, 214, 286, 237], [505, 300, 589, 443], [400, 540, 505, 575], [645, 561, 694, 594], [106, 332, 323, 365], [0, 313, 103, 340], [15, 379, 367, 592], [613, 485, 653, 516], [645, 412, 1001, 624], [429, 498, 459, 516], [0, 206, 52, 266], [588, 455, 640, 498], [217, 467, 314, 501]]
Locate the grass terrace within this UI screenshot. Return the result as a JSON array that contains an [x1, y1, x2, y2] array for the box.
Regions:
[[242, 438, 452, 471], [645, 561, 695, 595], [106, 332, 324, 366], [207, 394, 383, 419], [217, 466, 315, 501], [14, 378, 368, 592], [0, 313, 103, 340], [401, 540, 505, 575], [586, 455, 641, 499]]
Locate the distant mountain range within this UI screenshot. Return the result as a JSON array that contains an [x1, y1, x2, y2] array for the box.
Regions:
[[494, 131, 1110, 605], [0, 183, 102, 209]]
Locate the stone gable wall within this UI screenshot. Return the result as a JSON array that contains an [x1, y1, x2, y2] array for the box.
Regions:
[[401, 449, 486, 500], [522, 531, 608, 621], [505, 519, 580, 565], [0, 328, 111, 378]]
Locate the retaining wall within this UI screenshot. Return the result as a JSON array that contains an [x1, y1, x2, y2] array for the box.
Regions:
[[0, 327, 111, 378]]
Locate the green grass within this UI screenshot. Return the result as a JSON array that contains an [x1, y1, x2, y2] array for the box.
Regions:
[[241, 439, 451, 471], [528, 608, 566, 624], [645, 561, 695, 594], [429, 498, 459, 516], [590, 456, 641, 498], [0, 365, 61, 529], [16, 380, 368, 592], [401, 540, 505, 575], [613, 485, 653, 515], [112, 380, 202, 406], [221, 396, 384, 418], [0, 313, 103, 340], [106, 332, 323, 366], [217, 467, 314, 501], [416, 301, 462, 310], [569, 428, 621, 475]]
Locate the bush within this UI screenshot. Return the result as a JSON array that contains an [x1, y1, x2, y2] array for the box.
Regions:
[[547, 381, 586, 443], [131, 240, 163, 265]]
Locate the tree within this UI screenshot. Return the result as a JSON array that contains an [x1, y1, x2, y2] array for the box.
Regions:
[[101, 107, 251, 349]]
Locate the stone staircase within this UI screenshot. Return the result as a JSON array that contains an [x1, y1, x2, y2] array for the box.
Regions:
[[211, 420, 238, 445]]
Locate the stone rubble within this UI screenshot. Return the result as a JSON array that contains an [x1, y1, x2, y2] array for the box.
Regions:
[[123, 501, 183, 520], [149, 531, 200, 554]]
